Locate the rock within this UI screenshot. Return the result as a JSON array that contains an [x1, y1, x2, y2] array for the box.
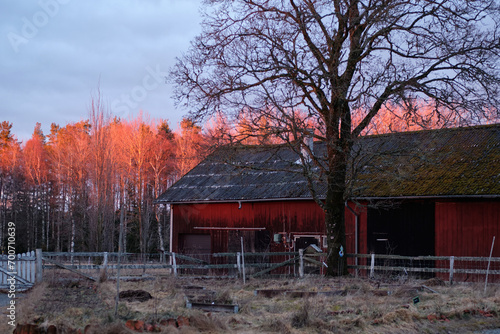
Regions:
[[134, 320, 145, 331], [160, 318, 177, 327], [177, 316, 189, 328], [427, 314, 438, 322], [47, 325, 58, 334], [13, 324, 41, 334], [125, 320, 136, 330]]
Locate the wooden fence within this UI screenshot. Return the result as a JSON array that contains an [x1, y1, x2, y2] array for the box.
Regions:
[[37, 251, 500, 284], [1, 250, 495, 285], [0, 250, 42, 290]]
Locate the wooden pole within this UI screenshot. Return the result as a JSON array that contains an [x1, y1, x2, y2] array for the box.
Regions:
[[241, 237, 246, 284], [484, 236, 495, 294], [172, 253, 177, 277], [370, 253, 375, 279], [115, 204, 125, 317], [299, 249, 304, 278], [101, 252, 108, 282], [35, 249, 43, 283], [449, 256, 455, 285], [236, 252, 241, 275]]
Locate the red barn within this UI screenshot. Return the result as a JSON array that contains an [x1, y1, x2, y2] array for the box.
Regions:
[[155, 124, 500, 267]]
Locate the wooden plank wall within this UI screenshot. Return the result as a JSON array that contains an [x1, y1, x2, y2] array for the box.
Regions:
[[172, 200, 367, 257], [435, 201, 500, 257]]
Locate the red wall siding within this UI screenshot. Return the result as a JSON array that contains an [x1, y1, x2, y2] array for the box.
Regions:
[[435, 201, 500, 257], [172, 200, 367, 256], [345, 201, 368, 255]]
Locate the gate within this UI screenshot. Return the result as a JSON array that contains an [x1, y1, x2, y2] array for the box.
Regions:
[[0, 251, 36, 290]]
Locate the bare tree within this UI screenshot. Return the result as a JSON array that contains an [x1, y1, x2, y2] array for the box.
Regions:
[[88, 94, 115, 252], [171, 0, 500, 275]]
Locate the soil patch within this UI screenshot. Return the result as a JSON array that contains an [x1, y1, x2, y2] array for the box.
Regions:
[[118, 290, 152, 302]]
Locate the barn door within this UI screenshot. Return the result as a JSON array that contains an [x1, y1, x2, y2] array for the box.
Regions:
[[179, 234, 211, 258], [368, 201, 435, 256]]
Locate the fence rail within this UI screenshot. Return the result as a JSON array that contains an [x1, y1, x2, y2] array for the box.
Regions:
[[10, 250, 500, 284]]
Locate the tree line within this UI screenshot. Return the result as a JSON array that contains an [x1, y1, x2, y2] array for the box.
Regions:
[[0, 104, 208, 254]]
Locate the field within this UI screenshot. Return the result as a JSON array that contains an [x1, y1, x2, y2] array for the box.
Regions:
[[4, 271, 500, 333]]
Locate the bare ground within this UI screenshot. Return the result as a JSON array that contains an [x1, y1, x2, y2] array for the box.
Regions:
[[3, 271, 500, 333]]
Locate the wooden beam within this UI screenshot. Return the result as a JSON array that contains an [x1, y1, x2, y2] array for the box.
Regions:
[[42, 257, 96, 281], [251, 257, 298, 278], [0, 267, 31, 285]]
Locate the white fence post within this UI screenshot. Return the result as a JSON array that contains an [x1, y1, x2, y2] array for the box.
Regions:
[[241, 237, 246, 284], [236, 252, 241, 275], [299, 249, 304, 278], [172, 252, 177, 277], [370, 253, 375, 279], [449, 256, 454, 285], [102, 252, 108, 281], [30, 250, 35, 283], [36, 249, 43, 283]]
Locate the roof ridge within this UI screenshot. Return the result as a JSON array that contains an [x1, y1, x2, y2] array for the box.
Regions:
[[361, 123, 500, 139]]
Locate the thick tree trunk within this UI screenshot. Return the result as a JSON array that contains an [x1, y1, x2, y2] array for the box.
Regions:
[[324, 100, 351, 276], [325, 151, 349, 276]]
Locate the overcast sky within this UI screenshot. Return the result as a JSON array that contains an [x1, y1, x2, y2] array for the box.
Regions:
[[0, 0, 202, 142]]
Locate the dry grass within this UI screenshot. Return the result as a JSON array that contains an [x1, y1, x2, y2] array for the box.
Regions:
[[6, 274, 500, 333]]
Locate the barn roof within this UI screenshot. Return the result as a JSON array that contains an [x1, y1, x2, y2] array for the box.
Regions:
[[155, 124, 500, 203]]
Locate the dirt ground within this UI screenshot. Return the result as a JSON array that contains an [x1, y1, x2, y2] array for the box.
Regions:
[[3, 271, 500, 333]]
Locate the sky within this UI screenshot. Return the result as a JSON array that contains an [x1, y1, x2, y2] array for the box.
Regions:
[[0, 0, 203, 142]]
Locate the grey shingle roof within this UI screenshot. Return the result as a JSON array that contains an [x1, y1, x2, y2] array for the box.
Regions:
[[155, 124, 500, 203]]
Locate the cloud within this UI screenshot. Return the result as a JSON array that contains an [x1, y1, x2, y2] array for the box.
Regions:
[[0, 0, 202, 141]]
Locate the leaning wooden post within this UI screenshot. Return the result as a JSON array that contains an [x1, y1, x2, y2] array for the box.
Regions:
[[484, 236, 495, 294], [449, 256, 455, 285], [299, 249, 304, 278], [35, 249, 43, 283]]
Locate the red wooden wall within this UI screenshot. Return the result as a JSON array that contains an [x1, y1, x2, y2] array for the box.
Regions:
[[172, 199, 499, 257], [171, 200, 367, 256], [435, 201, 500, 257]]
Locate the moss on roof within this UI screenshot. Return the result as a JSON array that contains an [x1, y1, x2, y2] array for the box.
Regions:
[[156, 124, 500, 203]]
